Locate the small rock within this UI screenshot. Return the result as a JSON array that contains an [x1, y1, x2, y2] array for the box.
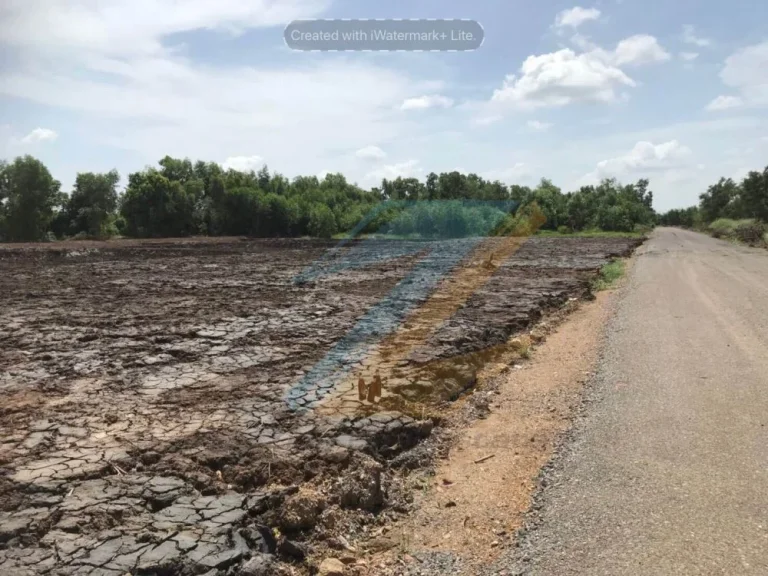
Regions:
[[238, 553, 274, 576], [55, 516, 81, 533], [279, 538, 309, 560], [280, 488, 327, 531], [335, 435, 367, 451], [320, 445, 350, 464], [530, 330, 546, 343], [509, 335, 531, 351], [240, 525, 277, 554], [318, 557, 346, 576], [141, 451, 161, 465], [334, 456, 383, 511]]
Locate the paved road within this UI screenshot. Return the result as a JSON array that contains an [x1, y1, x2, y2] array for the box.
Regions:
[[512, 228, 768, 575]]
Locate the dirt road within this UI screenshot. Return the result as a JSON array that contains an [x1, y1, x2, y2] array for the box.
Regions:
[[509, 227, 768, 575]]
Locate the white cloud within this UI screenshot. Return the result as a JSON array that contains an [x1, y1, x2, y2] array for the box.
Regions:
[[222, 155, 264, 171], [612, 35, 671, 66], [680, 52, 699, 62], [0, 0, 446, 183], [355, 145, 386, 161], [483, 162, 531, 183], [554, 7, 601, 30], [489, 31, 670, 112], [0, 44, 436, 179], [682, 25, 712, 47], [0, 0, 330, 58], [364, 159, 422, 182], [21, 127, 58, 144], [587, 140, 692, 180], [527, 120, 553, 132], [472, 114, 503, 127], [706, 95, 744, 111], [491, 49, 635, 109], [570, 34, 670, 67], [570, 33, 597, 51], [400, 95, 454, 111], [719, 41, 768, 107]]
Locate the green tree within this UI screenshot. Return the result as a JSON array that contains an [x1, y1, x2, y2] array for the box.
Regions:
[[739, 168, 768, 221], [531, 179, 567, 230], [699, 178, 738, 222], [0, 155, 61, 241], [257, 166, 271, 190], [64, 170, 120, 237], [120, 169, 196, 237], [437, 171, 467, 199], [425, 172, 438, 200], [217, 187, 262, 235], [263, 193, 298, 236], [509, 185, 532, 210], [0, 160, 8, 239], [158, 156, 194, 183], [659, 206, 699, 227], [566, 187, 596, 230], [308, 204, 337, 238]]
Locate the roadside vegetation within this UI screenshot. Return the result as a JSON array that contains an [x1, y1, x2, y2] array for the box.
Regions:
[[0, 154, 656, 242], [592, 259, 626, 291], [658, 165, 768, 247]]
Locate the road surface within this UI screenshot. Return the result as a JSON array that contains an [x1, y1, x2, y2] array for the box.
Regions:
[[511, 227, 768, 575]]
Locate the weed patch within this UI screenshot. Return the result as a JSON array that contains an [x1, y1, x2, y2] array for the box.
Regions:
[[593, 259, 625, 291]]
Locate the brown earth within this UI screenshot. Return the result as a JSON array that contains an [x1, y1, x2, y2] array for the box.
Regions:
[[362, 278, 627, 575], [0, 236, 641, 576]]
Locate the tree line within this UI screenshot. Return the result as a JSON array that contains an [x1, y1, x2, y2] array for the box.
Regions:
[[658, 165, 767, 244], [0, 154, 657, 242]]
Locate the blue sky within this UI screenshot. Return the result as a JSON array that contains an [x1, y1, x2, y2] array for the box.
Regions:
[[1, 0, 766, 211]]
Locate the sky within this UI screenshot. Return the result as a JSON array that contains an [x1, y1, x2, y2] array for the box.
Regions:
[[0, 0, 766, 211]]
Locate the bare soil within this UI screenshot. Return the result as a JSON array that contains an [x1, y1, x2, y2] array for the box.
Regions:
[[0, 236, 641, 576], [363, 285, 625, 575]]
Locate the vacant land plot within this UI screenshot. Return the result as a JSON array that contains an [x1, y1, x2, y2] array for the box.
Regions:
[[0, 236, 640, 576]]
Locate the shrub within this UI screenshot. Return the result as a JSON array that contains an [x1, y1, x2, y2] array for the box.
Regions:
[[557, 225, 571, 234], [734, 219, 766, 245], [708, 218, 738, 238], [708, 218, 766, 245]]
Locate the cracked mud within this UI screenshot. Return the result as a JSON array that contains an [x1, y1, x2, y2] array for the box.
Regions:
[[0, 236, 640, 575]]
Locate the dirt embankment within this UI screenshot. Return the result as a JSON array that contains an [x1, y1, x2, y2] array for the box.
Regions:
[[0, 236, 641, 576], [363, 286, 628, 575]]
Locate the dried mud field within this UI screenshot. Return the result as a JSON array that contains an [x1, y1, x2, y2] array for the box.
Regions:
[[0, 236, 641, 576]]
